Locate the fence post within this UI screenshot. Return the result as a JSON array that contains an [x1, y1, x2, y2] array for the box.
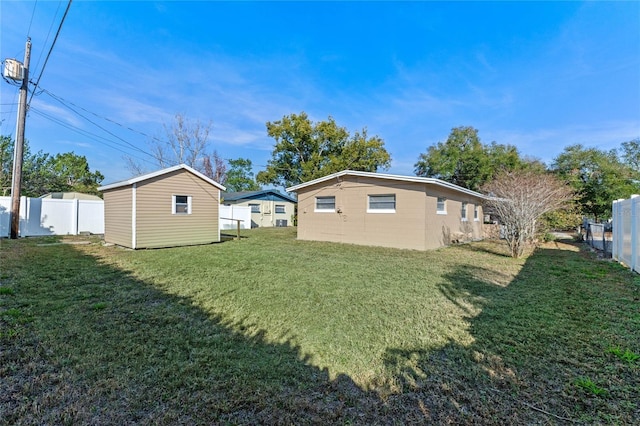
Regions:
[[631, 195, 639, 272], [72, 198, 79, 235]]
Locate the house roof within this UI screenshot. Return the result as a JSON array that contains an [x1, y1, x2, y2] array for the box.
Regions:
[[223, 189, 297, 203], [97, 164, 226, 192], [286, 170, 488, 199], [40, 192, 102, 201]]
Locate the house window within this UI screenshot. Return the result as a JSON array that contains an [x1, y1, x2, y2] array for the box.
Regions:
[[173, 195, 192, 214], [461, 202, 468, 221], [249, 203, 260, 213], [275, 204, 286, 214], [474, 205, 479, 221], [368, 194, 396, 213], [437, 197, 447, 214], [315, 196, 335, 212]]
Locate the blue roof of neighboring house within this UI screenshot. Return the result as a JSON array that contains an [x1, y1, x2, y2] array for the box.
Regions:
[[222, 189, 297, 203]]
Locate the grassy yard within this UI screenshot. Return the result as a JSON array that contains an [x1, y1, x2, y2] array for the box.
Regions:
[[1, 228, 638, 424]]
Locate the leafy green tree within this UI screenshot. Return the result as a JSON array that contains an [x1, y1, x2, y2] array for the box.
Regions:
[[256, 112, 391, 188], [0, 135, 104, 197], [414, 126, 528, 191], [621, 139, 640, 174], [225, 158, 260, 192], [551, 144, 639, 221]]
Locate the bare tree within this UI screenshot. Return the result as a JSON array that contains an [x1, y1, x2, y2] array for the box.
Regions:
[[482, 170, 574, 258], [126, 113, 226, 182]]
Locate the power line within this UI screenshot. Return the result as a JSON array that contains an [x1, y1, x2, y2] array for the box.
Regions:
[[29, 106, 159, 167], [28, 0, 72, 108], [39, 88, 153, 157], [31, 1, 64, 82], [26, 0, 38, 37]]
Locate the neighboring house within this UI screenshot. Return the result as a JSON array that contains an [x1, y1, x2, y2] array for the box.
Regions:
[[98, 164, 225, 249], [40, 192, 102, 201], [222, 189, 297, 228], [286, 170, 487, 251]]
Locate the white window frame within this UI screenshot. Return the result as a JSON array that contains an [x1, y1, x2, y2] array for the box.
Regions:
[[249, 203, 260, 213], [474, 204, 479, 221], [275, 204, 286, 214], [172, 195, 192, 215], [315, 196, 336, 212], [367, 194, 396, 213], [461, 202, 468, 221], [437, 197, 447, 215]]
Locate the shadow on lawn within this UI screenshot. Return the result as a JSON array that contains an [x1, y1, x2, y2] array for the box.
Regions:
[[0, 241, 382, 425], [381, 243, 640, 424], [2, 240, 637, 424]]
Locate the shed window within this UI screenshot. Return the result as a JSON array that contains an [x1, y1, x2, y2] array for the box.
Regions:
[[368, 194, 396, 213], [437, 197, 447, 214], [173, 195, 192, 214], [461, 202, 468, 221], [474, 205, 479, 221], [275, 204, 286, 214], [249, 203, 260, 213], [315, 196, 335, 212]]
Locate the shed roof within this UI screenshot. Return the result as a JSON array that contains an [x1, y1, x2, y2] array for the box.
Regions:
[[286, 170, 488, 199], [97, 164, 226, 192], [223, 189, 297, 203], [40, 192, 102, 201]]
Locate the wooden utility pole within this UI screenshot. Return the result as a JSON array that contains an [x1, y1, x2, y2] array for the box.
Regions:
[[9, 38, 31, 239]]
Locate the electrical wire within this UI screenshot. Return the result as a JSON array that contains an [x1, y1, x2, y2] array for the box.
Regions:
[[29, 106, 159, 167], [26, 0, 38, 37], [28, 0, 72, 108], [38, 89, 154, 157], [31, 1, 63, 84]]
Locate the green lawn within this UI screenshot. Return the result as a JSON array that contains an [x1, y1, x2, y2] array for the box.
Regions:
[[1, 228, 638, 424]]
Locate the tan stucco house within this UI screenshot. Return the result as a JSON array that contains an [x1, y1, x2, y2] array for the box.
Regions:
[[98, 164, 225, 249], [286, 170, 487, 251], [222, 189, 296, 228]]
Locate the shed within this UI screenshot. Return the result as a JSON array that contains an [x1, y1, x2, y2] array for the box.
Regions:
[[98, 164, 225, 249], [286, 170, 488, 251], [222, 189, 297, 228]]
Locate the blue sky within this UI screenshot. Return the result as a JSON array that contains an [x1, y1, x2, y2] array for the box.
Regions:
[[1, 1, 639, 184]]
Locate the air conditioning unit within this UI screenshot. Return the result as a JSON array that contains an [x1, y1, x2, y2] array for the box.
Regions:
[[3, 59, 23, 81], [275, 219, 287, 227]]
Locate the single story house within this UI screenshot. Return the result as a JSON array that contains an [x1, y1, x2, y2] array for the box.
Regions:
[[286, 170, 487, 251], [222, 189, 297, 228], [98, 164, 225, 249]]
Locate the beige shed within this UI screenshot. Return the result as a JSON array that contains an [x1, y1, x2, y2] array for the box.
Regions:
[[286, 170, 487, 251], [98, 164, 225, 249]]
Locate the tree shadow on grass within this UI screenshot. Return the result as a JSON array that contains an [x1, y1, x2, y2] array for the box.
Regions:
[[0, 241, 384, 424], [380, 245, 640, 424]]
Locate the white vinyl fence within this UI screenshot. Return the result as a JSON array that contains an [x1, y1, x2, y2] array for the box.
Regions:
[[219, 205, 251, 230], [0, 196, 104, 237], [612, 195, 640, 274]]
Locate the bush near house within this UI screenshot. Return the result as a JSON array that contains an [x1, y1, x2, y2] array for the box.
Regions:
[[1, 229, 638, 424]]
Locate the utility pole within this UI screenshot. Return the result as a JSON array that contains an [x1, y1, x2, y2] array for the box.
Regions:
[[9, 38, 31, 239]]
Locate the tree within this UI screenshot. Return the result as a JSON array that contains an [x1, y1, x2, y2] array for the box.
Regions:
[[621, 139, 640, 174], [0, 135, 104, 197], [414, 126, 528, 191], [126, 113, 226, 182], [225, 158, 260, 192], [551, 144, 639, 221], [483, 170, 574, 258], [256, 112, 391, 188]]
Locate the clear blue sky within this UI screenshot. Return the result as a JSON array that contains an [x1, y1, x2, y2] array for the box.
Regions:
[[2, 1, 639, 184]]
